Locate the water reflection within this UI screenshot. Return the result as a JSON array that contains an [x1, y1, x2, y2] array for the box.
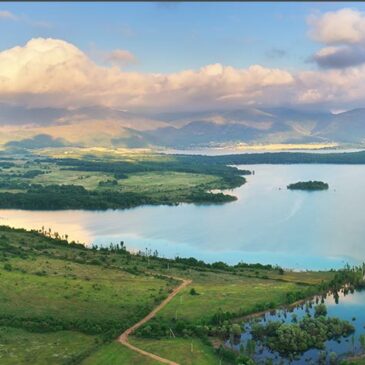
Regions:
[[0, 164, 364, 269], [230, 290, 365, 364]]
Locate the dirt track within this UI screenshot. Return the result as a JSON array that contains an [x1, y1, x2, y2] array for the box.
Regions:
[[118, 276, 192, 365]]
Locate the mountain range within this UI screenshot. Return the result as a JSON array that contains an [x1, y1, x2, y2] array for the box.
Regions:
[[2, 103, 365, 149]]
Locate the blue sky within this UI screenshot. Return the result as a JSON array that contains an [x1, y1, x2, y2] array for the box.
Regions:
[[2, 2, 365, 73], [3, 2, 365, 112]]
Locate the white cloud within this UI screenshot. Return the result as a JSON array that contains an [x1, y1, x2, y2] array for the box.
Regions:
[[308, 8, 365, 45], [106, 49, 137, 67], [295, 66, 365, 106], [3, 37, 365, 112], [0, 38, 295, 111], [0, 10, 17, 21], [308, 8, 365, 69]]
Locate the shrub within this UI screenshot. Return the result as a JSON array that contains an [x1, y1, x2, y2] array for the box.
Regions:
[[3, 263, 12, 271]]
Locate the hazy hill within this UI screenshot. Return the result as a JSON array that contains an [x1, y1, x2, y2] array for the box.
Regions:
[[1, 104, 365, 148]]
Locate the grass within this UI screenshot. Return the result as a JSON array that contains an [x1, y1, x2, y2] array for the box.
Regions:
[[266, 270, 335, 285], [0, 226, 336, 365], [82, 337, 229, 365], [345, 358, 365, 365], [0, 149, 244, 208], [32, 169, 108, 190], [0, 226, 175, 340], [38, 147, 173, 163], [0, 256, 168, 330], [33, 168, 222, 196], [155, 269, 306, 322], [81, 342, 161, 365], [0, 326, 96, 365], [130, 337, 229, 365], [119, 171, 221, 197], [137, 263, 333, 324]]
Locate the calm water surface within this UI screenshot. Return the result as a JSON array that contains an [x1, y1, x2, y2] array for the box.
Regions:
[[1, 164, 365, 270], [231, 290, 365, 364]]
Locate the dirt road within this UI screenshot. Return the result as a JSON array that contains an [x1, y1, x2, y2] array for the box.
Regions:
[[118, 276, 192, 365]]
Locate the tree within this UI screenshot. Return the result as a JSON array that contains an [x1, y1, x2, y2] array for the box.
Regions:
[[230, 323, 242, 337], [314, 304, 327, 317]]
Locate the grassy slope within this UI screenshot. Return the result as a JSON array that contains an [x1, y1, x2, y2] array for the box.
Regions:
[[0, 226, 334, 365], [0, 327, 96, 365], [82, 337, 230, 365], [130, 337, 229, 365], [81, 342, 161, 365], [0, 226, 174, 364], [0, 257, 167, 328], [157, 271, 300, 322], [146, 266, 333, 323]]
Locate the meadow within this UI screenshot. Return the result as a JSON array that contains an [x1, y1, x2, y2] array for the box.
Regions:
[[3, 146, 365, 210], [0, 224, 342, 364], [0, 327, 97, 365], [0, 148, 249, 209]]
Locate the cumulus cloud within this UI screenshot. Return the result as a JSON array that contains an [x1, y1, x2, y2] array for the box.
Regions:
[[295, 66, 365, 107], [312, 45, 365, 68], [4, 37, 365, 112], [0, 38, 295, 111], [309, 8, 365, 69], [309, 8, 365, 45], [106, 49, 137, 67]]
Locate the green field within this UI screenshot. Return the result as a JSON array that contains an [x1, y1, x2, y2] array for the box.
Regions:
[[81, 342, 161, 365], [130, 337, 229, 365], [156, 271, 301, 322], [31, 167, 222, 197], [82, 337, 230, 365], [0, 148, 248, 209], [0, 226, 176, 364], [143, 263, 334, 323], [0, 225, 344, 365], [32, 169, 107, 190], [0, 327, 96, 365], [0, 256, 168, 331]]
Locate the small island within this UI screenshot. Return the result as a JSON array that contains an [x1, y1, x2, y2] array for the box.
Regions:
[[287, 180, 329, 191]]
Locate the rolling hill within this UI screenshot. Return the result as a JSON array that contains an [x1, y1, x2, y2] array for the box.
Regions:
[[1, 104, 365, 149]]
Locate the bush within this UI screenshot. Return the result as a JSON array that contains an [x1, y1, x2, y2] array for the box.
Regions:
[[314, 303, 327, 317], [190, 288, 198, 296], [3, 263, 12, 271], [230, 323, 242, 337]]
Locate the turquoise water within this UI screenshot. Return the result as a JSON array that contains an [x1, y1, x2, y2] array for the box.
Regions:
[[231, 290, 365, 364], [1, 164, 365, 270]]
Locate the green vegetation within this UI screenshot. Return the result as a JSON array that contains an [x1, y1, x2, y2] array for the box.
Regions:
[[153, 272, 304, 323], [4, 146, 365, 209], [0, 149, 250, 209], [0, 225, 176, 364], [0, 327, 97, 365], [342, 357, 365, 365], [81, 343, 161, 365], [208, 149, 365, 165], [0, 224, 343, 364], [130, 337, 229, 365], [251, 306, 355, 356], [287, 180, 329, 191]]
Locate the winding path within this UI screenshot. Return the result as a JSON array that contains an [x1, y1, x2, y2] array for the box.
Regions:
[[118, 276, 192, 365]]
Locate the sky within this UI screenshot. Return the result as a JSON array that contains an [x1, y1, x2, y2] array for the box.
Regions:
[[2, 2, 365, 112]]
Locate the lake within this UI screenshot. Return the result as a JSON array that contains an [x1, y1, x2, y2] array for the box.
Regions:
[[1, 164, 365, 270], [230, 290, 365, 364]]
